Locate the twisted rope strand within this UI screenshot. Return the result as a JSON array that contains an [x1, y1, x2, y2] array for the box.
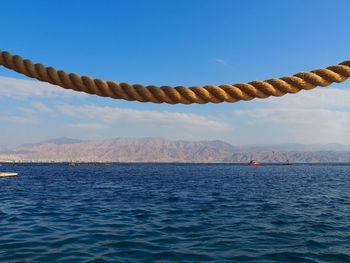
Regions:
[[0, 50, 349, 104]]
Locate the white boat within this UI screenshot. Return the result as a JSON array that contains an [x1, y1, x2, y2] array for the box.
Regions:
[[0, 172, 18, 177]]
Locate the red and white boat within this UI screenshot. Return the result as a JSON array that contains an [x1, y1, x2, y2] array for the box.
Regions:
[[248, 160, 260, 166]]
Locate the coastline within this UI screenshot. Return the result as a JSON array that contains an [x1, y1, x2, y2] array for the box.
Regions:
[[2, 161, 350, 166]]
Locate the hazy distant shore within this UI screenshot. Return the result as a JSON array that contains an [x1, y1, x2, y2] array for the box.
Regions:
[[2, 137, 350, 163], [3, 162, 350, 166]]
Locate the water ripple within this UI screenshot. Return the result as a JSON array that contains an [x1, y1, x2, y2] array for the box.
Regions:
[[0, 164, 350, 262]]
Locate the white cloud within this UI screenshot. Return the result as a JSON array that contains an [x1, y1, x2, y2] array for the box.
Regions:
[[265, 88, 350, 109], [16, 107, 37, 115], [234, 105, 350, 144], [234, 108, 350, 125], [0, 76, 84, 99], [212, 58, 228, 65], [31, 102, 54, 113], [0, 112, 39, 124], [66, 123, 107, 130], [57, 104, 232, 131], [229, 86, 350, 143]]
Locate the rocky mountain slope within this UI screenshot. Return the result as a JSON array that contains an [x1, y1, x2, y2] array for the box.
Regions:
[[1, 137, 350, 162], [0, 137, 234, 162]]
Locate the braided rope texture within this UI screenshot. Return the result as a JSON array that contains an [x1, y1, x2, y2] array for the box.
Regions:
[[0, 50, 349, 104]]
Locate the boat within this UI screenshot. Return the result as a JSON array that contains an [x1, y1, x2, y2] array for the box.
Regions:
[[248, 160, 260, 166], [69, 160, 78, 166], [0, 172, 18, 177], [283, 160, 293, 165]]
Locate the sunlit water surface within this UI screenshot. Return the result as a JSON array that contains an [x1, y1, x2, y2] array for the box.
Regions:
[[1, 164, 350, 262]]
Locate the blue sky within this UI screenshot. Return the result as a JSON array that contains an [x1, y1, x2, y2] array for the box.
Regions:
[[1, 0, 350, 146]]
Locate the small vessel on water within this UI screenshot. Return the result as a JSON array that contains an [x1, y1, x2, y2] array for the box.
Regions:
[[284, 159, 293, 165], [69, 160, 78, 166], [0, 172, 18, 177], [248, 160, 260, 166]]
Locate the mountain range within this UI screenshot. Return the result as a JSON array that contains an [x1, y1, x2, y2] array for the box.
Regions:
[[1, 137, 350, 162]]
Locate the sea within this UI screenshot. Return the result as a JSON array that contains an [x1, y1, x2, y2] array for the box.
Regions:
[[1, 163, 350, 262]]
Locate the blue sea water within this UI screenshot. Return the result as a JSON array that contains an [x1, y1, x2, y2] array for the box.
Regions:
[[1, 163, 350, 262]]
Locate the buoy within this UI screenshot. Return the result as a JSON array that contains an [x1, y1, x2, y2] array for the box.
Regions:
[[0, 172, 18, 177]]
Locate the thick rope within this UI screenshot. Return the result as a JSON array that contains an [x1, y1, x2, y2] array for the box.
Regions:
[[0, 50, 349, 104]]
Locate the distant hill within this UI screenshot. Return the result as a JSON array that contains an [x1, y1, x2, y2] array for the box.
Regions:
[[20, 137, 84, 148], [237, 143, 350, 152], [1, 137, 350, 162], [0, 137, 234, 162]]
